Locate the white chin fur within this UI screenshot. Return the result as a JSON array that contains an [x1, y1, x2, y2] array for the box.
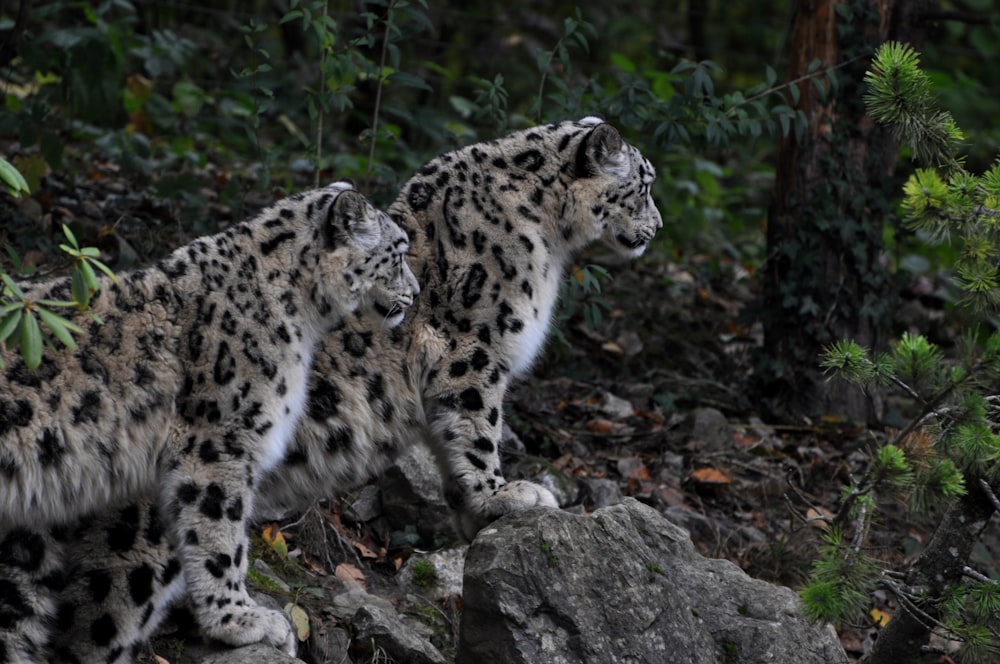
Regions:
[[382, 311, 406, 328]]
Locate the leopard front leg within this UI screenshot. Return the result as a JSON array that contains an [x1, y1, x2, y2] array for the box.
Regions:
[[164, 455, 295, 656], [0, 528, 65, 663], [425, 373, 557, 540]]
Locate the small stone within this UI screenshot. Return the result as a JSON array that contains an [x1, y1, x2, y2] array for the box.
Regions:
[[597, 391, 634, 419], [344, 484, 382, 523], [578, 478, 622, 510], [352, 604, 446, 664], [18, 197, 42, 222]]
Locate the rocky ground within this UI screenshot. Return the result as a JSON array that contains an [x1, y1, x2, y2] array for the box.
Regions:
[[2, 151, 985, 663]]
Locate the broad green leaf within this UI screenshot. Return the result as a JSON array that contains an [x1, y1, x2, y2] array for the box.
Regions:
[[62, 224, 81, 250], [283, 603, 310, 641], [20, 311, 42, 369], [80, 260, 99, 293], [71, 269, 90, 306], [91, 258, 121, 285], [0, 309, 22, 342], [765, 65, 777, 88], [0, 157, 30, 196], [36, 307, 81, 350], [2, 272, 25, 299]]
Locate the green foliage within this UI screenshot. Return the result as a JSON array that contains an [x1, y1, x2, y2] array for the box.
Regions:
[[0, 157, 30, 197], [1, 226, 117, 370], [802, 43, 1000, 656], [800, 529, 877, 625], [863, 42, 964, 166], [409, 559, 439, 589], [866, 42, 1000, 312]]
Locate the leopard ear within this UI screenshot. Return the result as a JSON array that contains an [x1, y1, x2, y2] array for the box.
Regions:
[[327, 189, 380, 250], [573, 123, 626, 178]]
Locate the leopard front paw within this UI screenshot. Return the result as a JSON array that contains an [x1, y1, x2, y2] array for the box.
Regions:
[[456, 480, 558, 540], [200, 603, 296, 656]]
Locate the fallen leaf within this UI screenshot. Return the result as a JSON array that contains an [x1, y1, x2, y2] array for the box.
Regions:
[[601, 340, 624, 354], [732, 431, 761, 447], [552, 452, 574, 470], [586, 418, 619, 434], [870, 607, 890, 628], [353, 540, 379, 559], [262, 523, 288, 559], [805, 507, 833, 529], [154, 656, 170, 664], [335, 562, 366, 589], [688, 467, 733, 485], [303, 556, 328, 576], [284, 603, 311, 641]]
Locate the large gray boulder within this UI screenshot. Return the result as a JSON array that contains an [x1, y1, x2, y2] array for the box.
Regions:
[[458, 498, 847, 664]]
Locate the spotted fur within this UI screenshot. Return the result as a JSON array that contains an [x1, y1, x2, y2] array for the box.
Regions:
[[10, 117, 661, 662], [0, 183, 418, 663]]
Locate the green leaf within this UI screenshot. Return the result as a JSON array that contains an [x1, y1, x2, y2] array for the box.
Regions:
[[1, 272, 25, 300], [80, 260, 99, 294], [20, 311, 42, 369], [90, 258, 120, 285], [0, 308, 22, 343], [36, 307, 81, 350], [284, 603, 310, 641], [61, 224, 81, 250], [71, 269, 90, 307], [386, 71, 432, 92], [765, 65, 777, 88], [0, 156, 30, 196]]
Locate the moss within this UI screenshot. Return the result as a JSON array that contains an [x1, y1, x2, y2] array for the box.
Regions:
[[410, 559, 439, 589], [540, 537, 558, 567], [644, 561, 665, 576], [247, 566, 286, 593]]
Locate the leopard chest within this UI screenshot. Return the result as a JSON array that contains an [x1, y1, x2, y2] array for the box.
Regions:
[[506, 265, 562, 378]]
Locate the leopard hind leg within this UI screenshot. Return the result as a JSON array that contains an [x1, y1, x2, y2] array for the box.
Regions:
[[0, 527, 68, 663], [50, 501, 187, 664]]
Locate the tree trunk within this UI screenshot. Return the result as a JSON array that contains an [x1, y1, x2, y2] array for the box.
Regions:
[[759, 0, 931, 424], [863, 485, 995, 663]]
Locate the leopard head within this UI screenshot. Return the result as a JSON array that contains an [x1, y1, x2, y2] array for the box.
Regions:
[[322, 187, 419, 328], [566, 119, 663, 258]]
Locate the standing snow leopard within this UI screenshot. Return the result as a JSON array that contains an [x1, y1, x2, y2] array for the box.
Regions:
[[5, 117, 662, 662], [0, 182, 418, 662]]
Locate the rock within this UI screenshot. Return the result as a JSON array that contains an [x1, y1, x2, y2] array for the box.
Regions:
[[398, 546, 468, 599], [380, 444, 459, 543], [344, 484, 383, 523], [662, 504, 717, 542], [303, 621, 351, 663], [596, 390, 634, 419], [682, 407, 732, 454], [458, 498, 847, 664], [577, 477, 622, 510], [326, 587, 398, 622], [352, 604, 446, 664]]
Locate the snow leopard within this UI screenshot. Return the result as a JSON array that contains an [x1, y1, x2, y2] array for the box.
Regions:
[[0, 182, 418, 662]]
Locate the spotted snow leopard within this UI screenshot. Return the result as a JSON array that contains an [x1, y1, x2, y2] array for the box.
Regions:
[[0, 182, 418, 662], [2, 116, 662, 662]]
